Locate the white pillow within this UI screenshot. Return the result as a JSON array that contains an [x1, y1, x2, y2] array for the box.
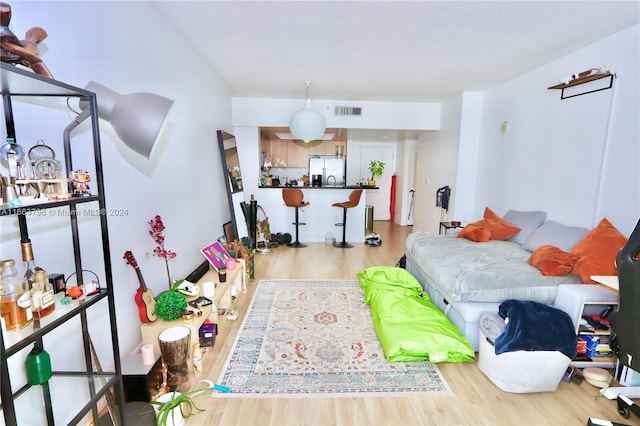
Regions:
[[522, 220, 589, 252], [503, 210, 547, 245]]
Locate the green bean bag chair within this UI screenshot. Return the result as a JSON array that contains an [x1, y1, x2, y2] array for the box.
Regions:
[[357, 266, 475, 363]]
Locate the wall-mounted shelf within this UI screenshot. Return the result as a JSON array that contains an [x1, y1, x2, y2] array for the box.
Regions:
[[548, 70, 615, 99]]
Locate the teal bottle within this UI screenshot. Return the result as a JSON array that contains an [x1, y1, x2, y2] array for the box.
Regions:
[[25, 343, 52, 385]]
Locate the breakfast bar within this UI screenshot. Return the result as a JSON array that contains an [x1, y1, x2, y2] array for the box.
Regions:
[[257, 186, 377, 244]]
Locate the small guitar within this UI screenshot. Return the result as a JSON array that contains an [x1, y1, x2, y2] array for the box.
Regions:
[[123, 251, 157, 323]]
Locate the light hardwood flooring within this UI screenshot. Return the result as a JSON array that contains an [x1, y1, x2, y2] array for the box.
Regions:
[[189, 222, 626, 426]]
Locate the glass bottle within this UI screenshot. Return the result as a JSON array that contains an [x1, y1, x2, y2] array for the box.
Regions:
[[0, 259, 33, 330], [21, 241, 37, 290], [31, 269, 55, 318]]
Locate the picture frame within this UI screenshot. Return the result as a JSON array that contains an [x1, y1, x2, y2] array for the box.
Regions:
[[223, 221, 236, 244], [201, 241, 232, 271]]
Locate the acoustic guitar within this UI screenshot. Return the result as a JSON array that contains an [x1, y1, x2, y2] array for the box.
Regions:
[[123, 250, 157, 323]]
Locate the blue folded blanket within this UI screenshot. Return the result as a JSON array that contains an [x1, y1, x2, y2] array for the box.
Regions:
[[494, 299, 577, 360]]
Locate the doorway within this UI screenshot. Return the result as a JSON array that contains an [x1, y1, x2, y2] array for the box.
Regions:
[[359, 144, 395, 220]]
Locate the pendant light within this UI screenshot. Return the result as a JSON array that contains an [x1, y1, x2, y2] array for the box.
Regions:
[[289, 81, 326, 143]]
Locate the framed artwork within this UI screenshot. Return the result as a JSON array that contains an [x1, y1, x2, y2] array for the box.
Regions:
[[223, 221, 236, 244], [201, 241, 232, 271]]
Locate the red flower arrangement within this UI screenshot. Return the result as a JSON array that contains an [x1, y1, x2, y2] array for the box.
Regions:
[[148, 215, 176, 289]]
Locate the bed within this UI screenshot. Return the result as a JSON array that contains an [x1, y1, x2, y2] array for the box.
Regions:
[[404, 209, 614, 351]]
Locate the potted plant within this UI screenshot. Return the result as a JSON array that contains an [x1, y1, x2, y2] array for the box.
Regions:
[[224, 239, 254, 279], [154, 283, 188, 321], [368, 160, 385, 186], [151, 381, 215, 426]]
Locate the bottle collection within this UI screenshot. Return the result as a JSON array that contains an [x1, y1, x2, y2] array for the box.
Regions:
[[0, 241, 56, 331]]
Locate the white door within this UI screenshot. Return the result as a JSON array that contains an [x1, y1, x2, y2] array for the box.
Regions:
[[360, 145, 395, 220]]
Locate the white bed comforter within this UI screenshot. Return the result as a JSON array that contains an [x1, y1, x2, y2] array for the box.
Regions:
[[405, 232, 581, 304]]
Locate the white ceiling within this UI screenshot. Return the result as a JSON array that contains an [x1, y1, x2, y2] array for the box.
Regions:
[[153, 1, 639, 103]]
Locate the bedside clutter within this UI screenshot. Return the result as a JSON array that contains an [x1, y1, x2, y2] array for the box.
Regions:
[[477, 301, 575, 393], [477, 284, 620, 394]]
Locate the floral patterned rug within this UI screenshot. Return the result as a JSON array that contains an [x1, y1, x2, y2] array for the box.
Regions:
[[214, 280, 452, 397]]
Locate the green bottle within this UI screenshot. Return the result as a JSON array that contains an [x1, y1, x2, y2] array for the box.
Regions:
[[25, 343, 52, 385]]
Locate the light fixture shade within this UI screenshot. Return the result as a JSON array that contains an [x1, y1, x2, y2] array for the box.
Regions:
[[81, 81, 174, 159], [289, 97, 326, 143]]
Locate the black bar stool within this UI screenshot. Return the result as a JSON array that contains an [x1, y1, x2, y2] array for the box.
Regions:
[[332, 189, 363, 248], [282, 189, 309, 248]]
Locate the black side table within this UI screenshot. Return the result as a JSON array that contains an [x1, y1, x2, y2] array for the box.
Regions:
[[439, 221, 465, 235]]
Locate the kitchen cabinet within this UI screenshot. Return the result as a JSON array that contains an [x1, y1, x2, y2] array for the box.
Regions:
[[0, 63, 124, 425], [287, 140, 309, 168], [308, 141, 325, 156], [308, 140, 346, 157], [269, 140, 289, 167], [325, 141, 347, 157]]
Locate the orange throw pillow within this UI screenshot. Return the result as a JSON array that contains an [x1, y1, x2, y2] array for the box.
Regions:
[[529, 245, 579, 276], [457, 221, 491, 242], [483, 207, 521, 241], [571, 218, 627, 283]]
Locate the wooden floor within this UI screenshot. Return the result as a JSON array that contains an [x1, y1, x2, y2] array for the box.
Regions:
[[189, 222, 625, 426]]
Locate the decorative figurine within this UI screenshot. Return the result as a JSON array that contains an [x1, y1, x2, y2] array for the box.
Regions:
[[72, 169, 91, 196], [0, 2, 54, 78], [192, 343, 203, 376]]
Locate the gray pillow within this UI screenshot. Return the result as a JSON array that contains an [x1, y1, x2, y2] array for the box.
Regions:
[[522, 220, 589, 252], [503, 210, 547, 245]]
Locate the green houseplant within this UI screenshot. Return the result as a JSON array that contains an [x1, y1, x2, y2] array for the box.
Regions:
[[368, 160, 385, 185], [154, 282, 188, 321], [151, 382, 215, 426]]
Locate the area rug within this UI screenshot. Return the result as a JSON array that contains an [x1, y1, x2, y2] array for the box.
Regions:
[[214, 279, 452, 398]]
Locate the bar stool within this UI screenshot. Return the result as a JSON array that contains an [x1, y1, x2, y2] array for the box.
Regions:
[[282, 189, 310, 248], [332, 189, 363, 248]]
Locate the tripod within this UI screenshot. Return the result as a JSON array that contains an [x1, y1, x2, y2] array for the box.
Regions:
[[407, 189, 415, 222]]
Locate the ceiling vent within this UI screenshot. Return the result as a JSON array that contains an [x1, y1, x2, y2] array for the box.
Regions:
[[334, 106, 362, 116]]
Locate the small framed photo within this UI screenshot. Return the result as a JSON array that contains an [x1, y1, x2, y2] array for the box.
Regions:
[[223, 221, 236, 244], [201, 241, 232, 271]]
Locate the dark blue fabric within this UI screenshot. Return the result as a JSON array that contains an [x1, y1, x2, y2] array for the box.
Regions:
[[494, 299, 577, 359]]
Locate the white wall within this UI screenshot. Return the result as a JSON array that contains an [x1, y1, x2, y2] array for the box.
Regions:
[[476, 24, 639, 235], [413, 96, 463, 234], [1, 3, 232, 420], [231, 98, 441, 233], [417, 24, 639, 237]]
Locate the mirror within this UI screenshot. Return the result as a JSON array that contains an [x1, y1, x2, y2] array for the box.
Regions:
[[217, 130, 247, 240]]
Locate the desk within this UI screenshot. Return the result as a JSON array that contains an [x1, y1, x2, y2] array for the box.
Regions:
[[140, 260, 246, 369], [591, 275, 619, 293]]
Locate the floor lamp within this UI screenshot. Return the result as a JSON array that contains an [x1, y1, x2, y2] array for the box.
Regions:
[[63, 81, 174, 173]]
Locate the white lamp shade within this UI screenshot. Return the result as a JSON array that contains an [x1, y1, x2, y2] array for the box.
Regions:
[[82, 81, 174, 159], [289, 99, 326, 143]]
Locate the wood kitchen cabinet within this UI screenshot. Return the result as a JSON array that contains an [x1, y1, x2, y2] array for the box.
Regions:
[[308, 141, 346, 157], [269, 140, 289, 167], [288, 140, 310, 167], [308, 140, 325, 155]]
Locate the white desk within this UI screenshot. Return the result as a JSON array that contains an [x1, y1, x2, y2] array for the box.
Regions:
[[591, 275, 619, 292]]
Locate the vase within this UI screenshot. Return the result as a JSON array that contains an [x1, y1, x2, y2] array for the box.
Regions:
[[226, 258, 236, 270]]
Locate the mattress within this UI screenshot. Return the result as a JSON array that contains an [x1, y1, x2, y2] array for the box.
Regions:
[[405, 232, 581, 304]]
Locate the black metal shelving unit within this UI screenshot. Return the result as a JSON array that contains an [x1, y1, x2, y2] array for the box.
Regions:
[[0, 62, 124, 425]]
